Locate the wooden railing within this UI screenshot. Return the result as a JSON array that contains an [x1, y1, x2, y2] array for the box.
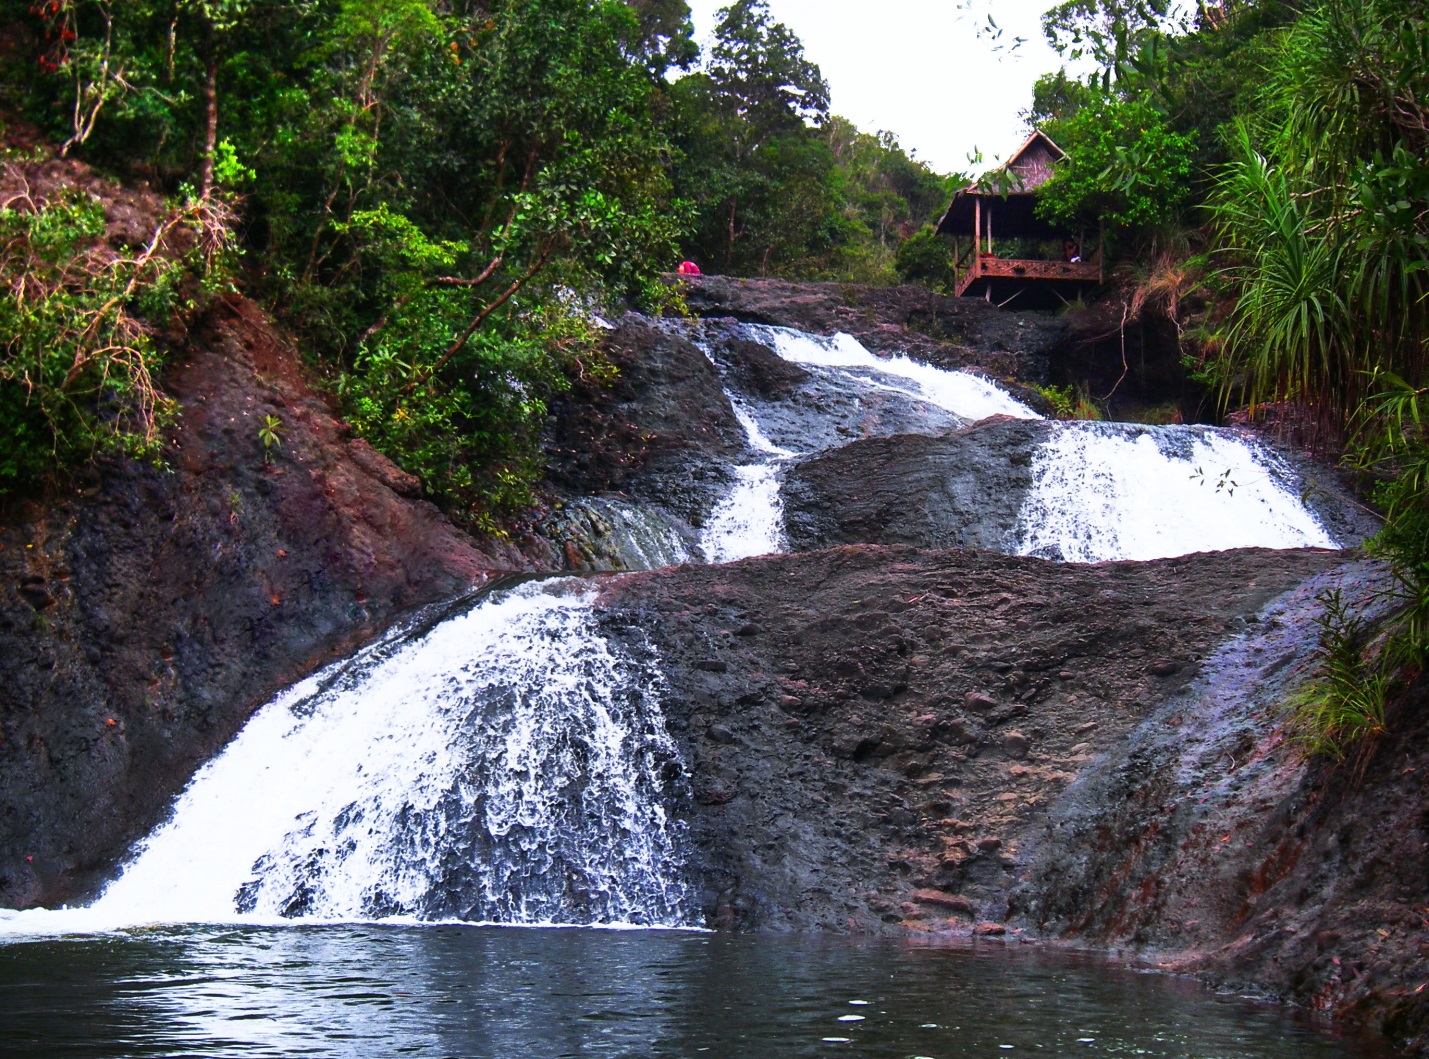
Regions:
[[953, 252, 1102, 298]]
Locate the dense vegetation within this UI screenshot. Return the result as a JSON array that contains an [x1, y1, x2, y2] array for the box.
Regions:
[[1026, 0, 1427, 753], [0, 0, 951, 522]]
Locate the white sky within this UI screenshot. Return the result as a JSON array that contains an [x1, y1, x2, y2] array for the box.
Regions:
[[684, 0, 1079, 176]]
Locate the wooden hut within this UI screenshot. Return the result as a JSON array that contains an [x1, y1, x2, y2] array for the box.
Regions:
[[935, 130, 1102, 305]]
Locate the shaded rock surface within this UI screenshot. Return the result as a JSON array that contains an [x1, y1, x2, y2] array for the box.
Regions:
[[1010, 560, 1429, 1054], [0, 296, 505, 908], [783, 417, 1044, 553], [594, 544, 1337, 934], [545, 316, 747, 542]]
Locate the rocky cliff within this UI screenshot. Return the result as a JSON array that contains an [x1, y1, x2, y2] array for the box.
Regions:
[[0, 295, 511, 907]]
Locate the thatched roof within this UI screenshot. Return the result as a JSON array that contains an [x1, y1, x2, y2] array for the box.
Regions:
[[935, 130, 1069, 237]]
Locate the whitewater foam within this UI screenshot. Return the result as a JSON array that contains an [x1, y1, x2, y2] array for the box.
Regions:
[[1015, 425, 1336, 562], [2, 580, 695, 934], [745, 324, 1039, 422]]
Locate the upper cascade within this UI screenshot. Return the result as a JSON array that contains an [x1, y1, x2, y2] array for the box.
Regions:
[[660, 320, 1342, 567], [1015, 423, 1337, 562], [742, 324, 1041, 423]]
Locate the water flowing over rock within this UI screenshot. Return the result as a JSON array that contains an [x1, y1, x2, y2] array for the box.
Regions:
[[593, 545, 1343, 932], [1, 272, 1418, 1053], [24, 580, 694, 929], [1014, 423, 1338, 561], [536, 497, 690, 572], [548, 314, 1362, 568]]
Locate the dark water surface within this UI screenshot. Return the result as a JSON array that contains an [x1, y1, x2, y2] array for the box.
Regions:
[[0, 925, 1384, 1058]]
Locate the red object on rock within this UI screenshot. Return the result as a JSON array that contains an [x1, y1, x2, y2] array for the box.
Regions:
[[676, 260, 702, 276]]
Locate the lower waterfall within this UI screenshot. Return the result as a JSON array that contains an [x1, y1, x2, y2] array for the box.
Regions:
[[40, 580, 695, 931]]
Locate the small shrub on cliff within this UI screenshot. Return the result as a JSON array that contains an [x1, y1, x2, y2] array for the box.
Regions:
[[1285, 589, 1390, 759], [1290, 372, 1429, 757], [0, 182, 198, 494], [336, 298, 610, 532], [1033, 383, 1103, 421]]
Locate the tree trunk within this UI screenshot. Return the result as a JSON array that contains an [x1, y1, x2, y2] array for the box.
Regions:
[[725, 198, 737, 269], [197, 54, 219, 203]]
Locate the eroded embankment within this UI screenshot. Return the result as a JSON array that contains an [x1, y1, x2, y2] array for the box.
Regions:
[[0, 295, 512, 908]]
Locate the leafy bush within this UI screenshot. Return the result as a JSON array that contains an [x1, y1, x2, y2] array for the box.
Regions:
[[1209, 0, 1429, 438], [0, 183, 195, 494], [1286, 589, 1391, 758], [893, 228, 953, 289], [1038, 97, 1198, 230], [336, 296, 611, 530], [1033, 383, 1103, 420]]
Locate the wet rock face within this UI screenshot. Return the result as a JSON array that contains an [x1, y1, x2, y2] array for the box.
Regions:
[[0, 296, 502, 908], [783, 417, 1048, 553], [677, 274, 1069, 382], [545, 316, 747, 532], [595, 545, 1338, 934], [718, 336, 812, 401], [1009, 560, 1429, 1055]]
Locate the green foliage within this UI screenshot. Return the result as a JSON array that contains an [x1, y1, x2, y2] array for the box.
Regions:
[[1286, 589, 1390, 758], [337, 300, 608, 527], [665, 8, 952, 282], [0, 0, 959, 518], [1037, 97, 1198, 229], [706, 0, 829, 141], [1209, 0, 1429, 438], [0, 185, 194, 494], [1289, 373, 1429, 759], [257, 413, 282, 461], [1033, 383, 1104, 420], [893, 228, 953, 289]]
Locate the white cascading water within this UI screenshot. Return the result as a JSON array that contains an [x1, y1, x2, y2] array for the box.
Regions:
[[745, 324, 1041, 421], [691, 324, 1337, 565], [699, 397, 796, 562], [4, 580, 694, 933], [1015, 424, 1337, 562], [696, 326, 1038, 562]]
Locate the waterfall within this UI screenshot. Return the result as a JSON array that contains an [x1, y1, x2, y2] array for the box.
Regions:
[[1015, 424, 1337, 562], [744, 324, 1040, 421], [541, 496, 690, 572], [693, 324, 1037, 563], [22, 580, 695, 931], [699, 396, 795, 563]]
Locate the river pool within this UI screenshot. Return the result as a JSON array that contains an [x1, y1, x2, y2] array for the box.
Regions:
[[0, 926, 1386, 1058]]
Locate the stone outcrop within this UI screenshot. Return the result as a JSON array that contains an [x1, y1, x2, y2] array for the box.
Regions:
[[783, 416, 1044, 553], [545, 316, 747, 535], [596, 544, 1337, 933], [595, 545, 1426, 1053]]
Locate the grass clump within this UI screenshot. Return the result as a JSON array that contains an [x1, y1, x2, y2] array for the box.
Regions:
[[1285, 589, 1391, 758], [1034, 383, 1104, 421]]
